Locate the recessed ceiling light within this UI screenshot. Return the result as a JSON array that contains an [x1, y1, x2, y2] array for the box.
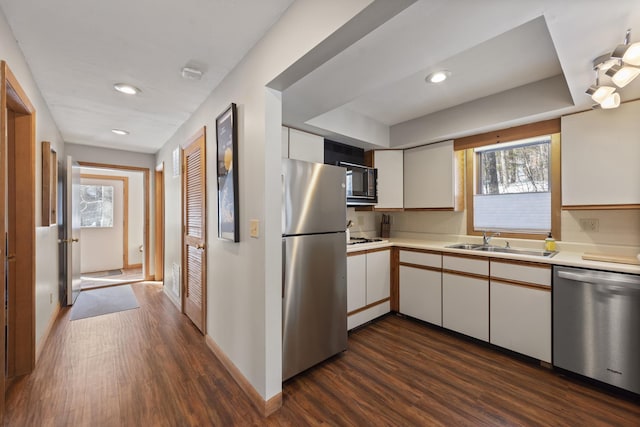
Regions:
[[425, 70, 451, 84], [113, 83, 141, 95], [111, 129, 129, 135]]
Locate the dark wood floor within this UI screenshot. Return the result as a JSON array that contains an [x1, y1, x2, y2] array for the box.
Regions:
[[6, 283, 639, 426]]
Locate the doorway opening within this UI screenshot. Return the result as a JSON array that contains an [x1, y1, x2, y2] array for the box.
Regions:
[[76, 164, 150, 289], [154, 162, 164, 282]]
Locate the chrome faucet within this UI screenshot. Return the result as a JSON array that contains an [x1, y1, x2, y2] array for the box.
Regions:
[[482, 231, 500, 246]]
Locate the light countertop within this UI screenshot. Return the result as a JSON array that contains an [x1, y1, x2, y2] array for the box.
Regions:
[[347, 238, 640, 275]]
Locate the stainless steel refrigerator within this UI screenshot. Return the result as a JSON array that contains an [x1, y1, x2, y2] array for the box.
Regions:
[[282, 158, 347, 381]]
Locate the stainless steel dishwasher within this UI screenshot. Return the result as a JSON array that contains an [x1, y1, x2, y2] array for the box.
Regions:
[[553, 266, 640, 394]]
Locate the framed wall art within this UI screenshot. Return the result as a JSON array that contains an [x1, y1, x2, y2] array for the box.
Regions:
[[41, 141, 58, 226], [216, 103, 239, 242]]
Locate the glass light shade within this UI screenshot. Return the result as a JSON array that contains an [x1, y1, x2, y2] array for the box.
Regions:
[[425, 70, 451, 84], [613, 41, 640, 66], [606, 64, 640, 87], [587, 85, 615, 104], [113, 83, 141, 95], [600, 92, 620, 109]]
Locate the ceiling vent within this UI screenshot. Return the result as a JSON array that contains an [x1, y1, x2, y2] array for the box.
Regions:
[[181, 66, 203, 80]]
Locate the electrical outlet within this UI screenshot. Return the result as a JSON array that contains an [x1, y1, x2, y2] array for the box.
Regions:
[[579, 218, 600, 232], [250, 219, 260, 238]]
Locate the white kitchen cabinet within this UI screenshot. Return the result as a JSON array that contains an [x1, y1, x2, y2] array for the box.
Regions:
[[347, 253, 366, 313], [288, 128, 324, 164], [373, 150, 403, 209], [399, 265, 442, 325], [366, 250, 390, 304], [490, 280, 551, 362], [561, 99, 640, 207], [281, 126, 289, 158], [442, 254, 489, 341], [442, 272, 489, 341], [489, 259, 551, 362], [404, 140, 455, 209], [347, 249, 391, 330]]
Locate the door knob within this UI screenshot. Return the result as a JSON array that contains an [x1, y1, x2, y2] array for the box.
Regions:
[[195, 243, 205, 250], [72, 238, 79, 243], [7, 253, 16, 261]]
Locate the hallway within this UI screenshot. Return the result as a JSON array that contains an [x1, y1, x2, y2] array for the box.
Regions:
[[4, 283, 264, 426]]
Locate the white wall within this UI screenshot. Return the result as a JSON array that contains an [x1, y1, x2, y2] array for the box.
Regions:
[[156, 0, 385, 401], [0, 8, 66, 351], [65, 143, 155, 276]]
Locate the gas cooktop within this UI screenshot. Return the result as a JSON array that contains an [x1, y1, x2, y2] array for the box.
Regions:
[[348, 237, 386, 245]]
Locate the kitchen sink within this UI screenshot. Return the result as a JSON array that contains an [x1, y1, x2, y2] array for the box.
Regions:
[[476, 246, 557, 258], [445, 243, 557, 258], [445, 243, 484, 250]]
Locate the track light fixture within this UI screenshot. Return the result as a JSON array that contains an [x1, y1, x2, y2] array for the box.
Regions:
[[586, 29, 640, 109]]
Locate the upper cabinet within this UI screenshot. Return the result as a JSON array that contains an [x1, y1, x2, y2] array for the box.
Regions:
[[373, 150, 403, 210], [283, 127, 324, 164], [404, 140, 461, 210], [561, 100, 640, 208]]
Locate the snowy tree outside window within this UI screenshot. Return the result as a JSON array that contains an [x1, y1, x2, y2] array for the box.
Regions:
[[80, 185, 114, 227], [474, 136, 551, 233]]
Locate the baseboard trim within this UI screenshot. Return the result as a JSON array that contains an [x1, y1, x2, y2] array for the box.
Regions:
[[205, 335, 282, 417], [35, 301, 61, 362]]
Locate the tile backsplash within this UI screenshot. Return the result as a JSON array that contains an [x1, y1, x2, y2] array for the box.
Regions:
[[378, 208, 639, 249], [346, 208, 377, 237]]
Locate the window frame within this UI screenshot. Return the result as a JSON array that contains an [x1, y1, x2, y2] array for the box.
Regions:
[[459, 120, 561, 241]]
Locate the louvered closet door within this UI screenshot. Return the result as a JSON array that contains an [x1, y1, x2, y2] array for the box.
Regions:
[[182, 130, 206, 333]]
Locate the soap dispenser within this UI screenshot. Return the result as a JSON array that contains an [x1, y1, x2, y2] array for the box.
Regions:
[[544, 232, 556, 251]]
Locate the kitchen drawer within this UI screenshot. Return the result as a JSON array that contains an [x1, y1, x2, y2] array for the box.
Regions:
[[399, 250, 441, 268], [443, 255, 488, 276], [490, 260, 551, 287]]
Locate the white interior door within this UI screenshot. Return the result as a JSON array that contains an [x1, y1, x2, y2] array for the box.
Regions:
[[66, 156, 81, 305]]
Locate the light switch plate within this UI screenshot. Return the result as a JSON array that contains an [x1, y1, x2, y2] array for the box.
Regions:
[[250, 219, 260, 238]]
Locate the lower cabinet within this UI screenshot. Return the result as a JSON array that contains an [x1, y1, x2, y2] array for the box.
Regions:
[[347, 254, 366, 313], [490, 281, 551, 362], [347, 248, 391, 330], [399, 266, 442, 325], [366, 250, 391, 304], [442, 272, 489, 341], [489, 259, 552, 362]]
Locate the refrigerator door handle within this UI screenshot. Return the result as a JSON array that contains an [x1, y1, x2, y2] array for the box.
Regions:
[[282, 238, 286, 299]]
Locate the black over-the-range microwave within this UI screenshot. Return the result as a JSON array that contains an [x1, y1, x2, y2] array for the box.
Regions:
[[338, 162, 377, 206]]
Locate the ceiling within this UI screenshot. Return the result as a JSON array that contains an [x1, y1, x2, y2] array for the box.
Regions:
[[2, 0, 640, 154], [282, 0, 640, 149], [0, 0, 294, 153]]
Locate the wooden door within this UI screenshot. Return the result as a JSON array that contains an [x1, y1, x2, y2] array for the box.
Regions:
[[182, 129, 206, 333], [1, 95, 7, 426]]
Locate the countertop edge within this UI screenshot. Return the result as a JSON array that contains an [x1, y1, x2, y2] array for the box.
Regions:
[[347, 239, 640, 275]]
